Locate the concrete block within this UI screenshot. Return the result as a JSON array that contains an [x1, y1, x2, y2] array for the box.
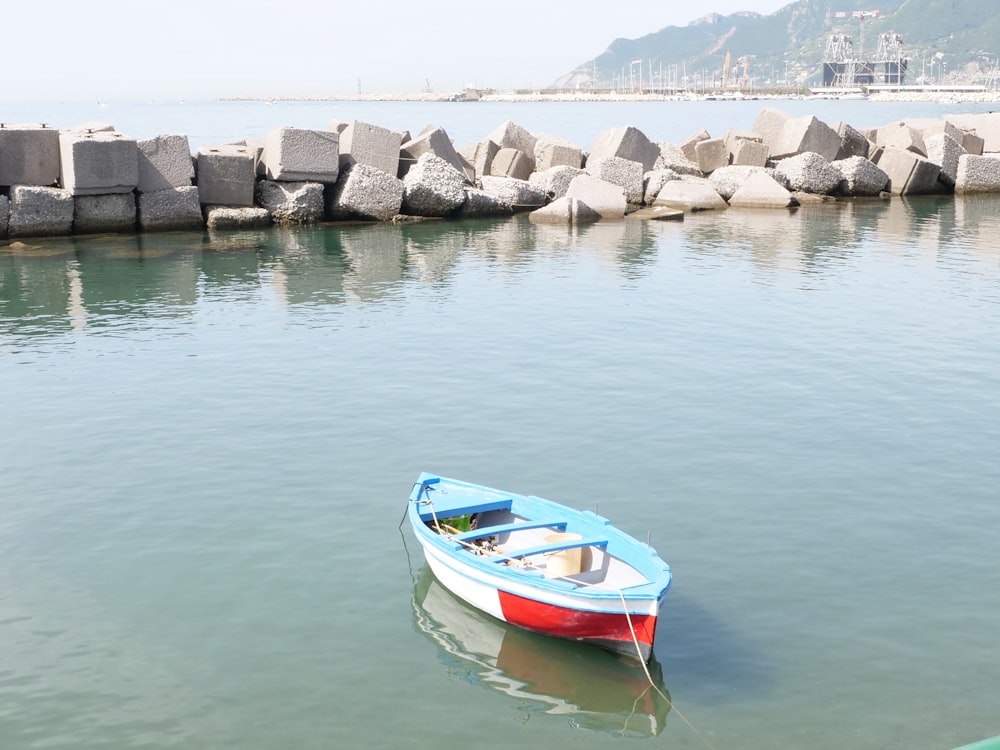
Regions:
[[831, 156, 889, 196], [486, 121, 537, 170], [455, 188, 515, 218], [948, 112, 1000, 152], [709, 165, 767, 201], [752, 109, 791, 154], [724, 129, 761, 159], [534, 137, 583, 171], [773, 152, 841, 194], [137, 187, 205, 231], [400, 125, 465, 179], [0, 194, 8, 238], [489, 148, 533, 180], [961, 131, 985, 156], [586, 156, 644, 204], [588, 126, 660, 171], [66, 121, 115, 133], [8, 185, 74, 237], [773, 115, 841, 161], [73, 193, 136, 234], [528, 196, 601, 224], [694, 138, 729, 174], [643, 168, 681, 204], [653, 179, 727, 212], [58, 130, 138, 195], [137, 134, 194, 192], [565, 174, 627, 218], [655, 142, 703, 176], [401, 153, 467, 217], [196, 145, 256, 206], [626, 205, 684, 222], [261, 127, 339, 183], [457, 139, 499, 181], [728, 171, 796, 208], [0, 124, 60, 186], [679, 129, 710, 163], [731, 139, 769, 167], [339, 121, 401, 176], [204, 206, 271, 230], [835, 122, 871, 160], [529, 165, 586, 200], [954, 154, 1000, 194], [875, 147, 942, 195], [924, 132, 965, 187], [328, 163, 404, 221], [479, 175, 547, 212], [255, 180, 325, 224], [878, 123, 926, 157], [327, 119, 350, 134]]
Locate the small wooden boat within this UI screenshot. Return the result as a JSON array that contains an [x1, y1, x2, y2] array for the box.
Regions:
[[407, 473, 672, 661]]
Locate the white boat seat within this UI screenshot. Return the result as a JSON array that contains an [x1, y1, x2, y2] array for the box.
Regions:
[[493, 536, 609, 562], [452, 519, 567, 542]]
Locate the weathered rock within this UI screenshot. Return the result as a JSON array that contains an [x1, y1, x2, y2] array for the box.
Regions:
[[457, 140, 499, 181], [773, 115, 841, 162], [588, 126, 660, 171], [204, 206, 271, 230], [196, 145, 256, 206], [773, 152, 841, 194], [255, 180, 325, 224], [489, 147, 533, 180], [731, 139, 769, 167], [728, 171, 797, 208], [73, 193, 136, 234], [875, 147, 943, 195], [529, 165, 586, 200], [137, 187, 205, 232], [834, 122, 871, 160], [709, 165, 767, 201], [486, 121, 537, 171], [0, 124, 60, 187], [402, 153, 467, 217], [564, 174, 627, 219], [400, 125, 466, 179], [533, 135, 583, 171], [59, 130, 138, 195], [455, 188, 515, 218], [261, 127, 339, 183], [694, 138, 729, 174], [924, 132, 965, 187], [954, 154, 1000, 194], [328, 163, 404, 221], [528, 196, 602, 224], [137, 134, 195, 192], [831, 156, 889, 196], [679, 129, 711, 164], [653, 180, 727, 212], [479, 175, 547, 212], [655, 143, 703, 176], [8, 185, 74, 237], [339, 120, 401, 177], [643, 168, 682, 204], [585, 156, 644, 205]]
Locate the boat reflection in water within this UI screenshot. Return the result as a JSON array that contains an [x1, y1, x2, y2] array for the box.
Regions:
[[411, 568, 672, 737]]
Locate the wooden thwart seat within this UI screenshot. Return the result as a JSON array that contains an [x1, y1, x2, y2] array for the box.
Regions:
[[452, 519, 567, 542], [491, 536, 609, 563]]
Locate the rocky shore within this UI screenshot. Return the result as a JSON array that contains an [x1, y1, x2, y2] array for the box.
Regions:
[[2, 106, 1000, 241]]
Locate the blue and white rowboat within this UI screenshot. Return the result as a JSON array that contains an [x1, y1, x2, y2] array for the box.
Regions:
[[407, 473, 672, 661]]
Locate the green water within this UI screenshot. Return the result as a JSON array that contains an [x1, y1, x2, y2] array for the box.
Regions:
[[2, 199, 999, 749]]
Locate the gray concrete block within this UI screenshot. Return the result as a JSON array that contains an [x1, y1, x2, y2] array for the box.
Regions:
[[137, 134, 194, 192], [954, 154, 1000, 194], [486, 121, 537, 170], [0, 124, 60, 187], [752, 109, 790, 154], [204, 206, 271, 230], [73, 193, 136, 234], [534, 137, 582, 171], [679, 129, 710, 163], [653, 179, 727, 212], [489, 148, 533, 180], [457, 139, 499, 181], [455, 188, 515, 218], [731, 139, 769, 167], [831, 156, 889, 196], [261, 127, 339, 183], [924, 132, 965, 187], [400, 126, 465, 179], [878, 123, 926, 156], [528, 196, 602, 224], [528, 165, 586, 200], [835, 122, 871, 160], [137, 187, 205, 232], [643, 168, 681, 204], [655, 143, 703, 176], [565, 174, 627, 218], [875, 147, 942, 195], [709, 165, 767, 201], [694, 138, 729, 174], [58, 131, 138, 195], [255, 180, 325, 224], [626, 205, 684, 222], [339, 121, 401, 176], [773, 115, 841, 161], [773, 152, 841, 194], [961, 131, 985, 156], [8, 185, 74, 237], [724, 129, 761, 159], [728, 171, 796, 208], [586, 156, 644, 204], [196, 145, 256, 206], [948, 112, 1000, 153], [479, 175, 547, 212], [588, 126, 660, 171], [0, 194, 8, 238], [328, 163, 404, 221], [401, 154, 467, 217]]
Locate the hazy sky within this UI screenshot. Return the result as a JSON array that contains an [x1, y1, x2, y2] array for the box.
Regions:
[[6, 1, 791, 100]]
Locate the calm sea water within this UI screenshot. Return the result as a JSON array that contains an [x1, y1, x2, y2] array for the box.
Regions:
[[2, 100, 1000, 750]]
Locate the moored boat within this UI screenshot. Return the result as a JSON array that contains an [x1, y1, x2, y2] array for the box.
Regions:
[[406, 472, 672, 661]]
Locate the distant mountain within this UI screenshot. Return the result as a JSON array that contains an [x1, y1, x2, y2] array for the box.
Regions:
[[551, 0, 1000, 90]]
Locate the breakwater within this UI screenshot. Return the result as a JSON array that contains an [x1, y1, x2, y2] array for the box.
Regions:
[[3, 107, 1000, 241]]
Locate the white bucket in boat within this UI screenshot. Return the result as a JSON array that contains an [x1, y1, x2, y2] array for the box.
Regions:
[[544, 532, 584, 577]]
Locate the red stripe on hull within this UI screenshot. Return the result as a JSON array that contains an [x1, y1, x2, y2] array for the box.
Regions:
[[498, 590, 656, 655]]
